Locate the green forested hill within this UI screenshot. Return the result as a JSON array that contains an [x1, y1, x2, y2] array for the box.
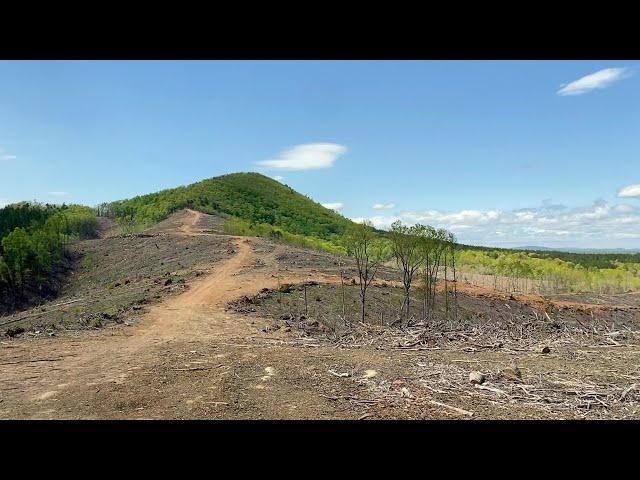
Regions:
[[0, 202, 99, 312], [101, 172, 354, 241]]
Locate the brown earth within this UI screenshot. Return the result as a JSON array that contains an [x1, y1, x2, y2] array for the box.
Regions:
[[1, 209, 639, 419]]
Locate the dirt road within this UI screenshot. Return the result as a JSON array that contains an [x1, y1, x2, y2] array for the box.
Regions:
[[0, 217, 364, 419]]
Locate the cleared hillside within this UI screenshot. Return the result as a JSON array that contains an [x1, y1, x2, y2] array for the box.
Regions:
[[3, 209, 640, 420]]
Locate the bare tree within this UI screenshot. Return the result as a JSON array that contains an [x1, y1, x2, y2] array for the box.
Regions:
[[346, 220, 387, 323], [449, 231, 458, 322], [338, 257, 347, 323]]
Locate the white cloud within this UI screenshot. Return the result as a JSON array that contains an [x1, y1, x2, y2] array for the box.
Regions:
[[557, 67, 630, 96], [322, 202, 343, 211], [0, 198, 8, 207], [372, 202, 395, 210], [619, 184, 640, 198], [271, 175, 285, 182], [614, 204, 635, 213], [355, 199, 640, 248], [1, 154, 16, 160], [255, 143, 346, 171], [48, 191, 70, 197]]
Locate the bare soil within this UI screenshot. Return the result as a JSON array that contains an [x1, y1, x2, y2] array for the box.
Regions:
[[1, 209, 639, 419]]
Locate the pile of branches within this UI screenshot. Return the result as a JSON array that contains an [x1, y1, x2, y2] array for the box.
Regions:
[[329, 312, 640, 352]]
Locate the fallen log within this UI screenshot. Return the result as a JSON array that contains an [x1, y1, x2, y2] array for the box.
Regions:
[[428, 400, 473, 416]]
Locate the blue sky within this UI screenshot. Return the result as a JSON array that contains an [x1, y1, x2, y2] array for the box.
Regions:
[[1, 60, 638, 248]]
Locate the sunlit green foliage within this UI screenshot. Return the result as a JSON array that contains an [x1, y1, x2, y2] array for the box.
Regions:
[[460, 243, 640, 269], [100, 172, 354, 242], [0, 202, 99, 302], [222, 217, 347, 256], [457, 248, 640, 294]]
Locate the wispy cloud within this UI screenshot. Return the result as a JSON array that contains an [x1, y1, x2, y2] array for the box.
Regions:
[[271, 175, 285, 182], [322, 202, 344, 211], [0, 198, 8, 207], [255, 143, 346, 171], [557, 67, 631, 96], [1, 145, 16, 161], [48, 191, 70, 197], [372, 202, 395, 210], [352, 199, 640, 248], [618, 184, 640, 198]]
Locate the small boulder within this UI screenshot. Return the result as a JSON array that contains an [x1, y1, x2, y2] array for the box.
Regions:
[[469, 371, 485, 385], [500, 364, 522, 381], [542, 346, 551, 354]]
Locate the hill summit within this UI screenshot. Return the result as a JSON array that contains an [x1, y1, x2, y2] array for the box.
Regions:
[[101, 172, 354, 241]]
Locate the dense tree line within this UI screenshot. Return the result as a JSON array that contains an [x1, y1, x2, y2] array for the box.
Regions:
[[461, 243, 640, 269], [457, 249, 640, 294], [0, 202, 99, 309], [99, 172, 355, 242]]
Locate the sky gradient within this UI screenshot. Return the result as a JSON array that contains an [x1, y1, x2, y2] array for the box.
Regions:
[[1, 60, 638, 248]]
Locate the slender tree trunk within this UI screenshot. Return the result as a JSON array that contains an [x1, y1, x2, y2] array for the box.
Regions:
[[444, 252, 449, 317], [340, 262, 346, 323], [304, 284, 308, 317], [452, 247, 457, 321], [423, 271, 428, 321]]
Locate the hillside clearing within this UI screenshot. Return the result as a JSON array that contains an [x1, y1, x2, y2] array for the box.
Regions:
[[1, 210, 639, 419]]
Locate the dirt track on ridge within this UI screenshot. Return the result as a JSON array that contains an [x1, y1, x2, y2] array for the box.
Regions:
[[0, 211, 355, 419]]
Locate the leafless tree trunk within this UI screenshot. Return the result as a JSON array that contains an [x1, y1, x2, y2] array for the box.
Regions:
[[304, 284, 308, 317], [451, 243, 458, 322], [339, 259, 346, 324], [444, 251, 449, 317]]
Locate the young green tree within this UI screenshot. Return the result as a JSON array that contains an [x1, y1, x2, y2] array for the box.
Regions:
[[0, 255, 12, 286], [1, 227, 33, 293], [416, 226, 452, 321], [346, 220, 387, 323], [390, 221, 425, 323]]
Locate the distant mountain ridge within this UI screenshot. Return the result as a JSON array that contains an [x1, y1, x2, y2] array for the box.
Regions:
[[514, 246, 640, 254]]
